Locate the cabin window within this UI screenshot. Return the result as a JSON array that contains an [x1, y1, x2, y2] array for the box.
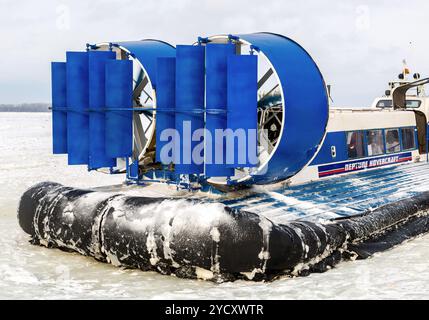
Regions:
[[405, 100, 422, 108], [376, 100, 393, 108], [385, 129, 401, 153], [401, 127, 415, 150], [366, 130, 385, 156], [346, 131, 365, 159]]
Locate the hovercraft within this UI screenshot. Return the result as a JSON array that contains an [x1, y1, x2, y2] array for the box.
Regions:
[[18, 32, 429, 282]]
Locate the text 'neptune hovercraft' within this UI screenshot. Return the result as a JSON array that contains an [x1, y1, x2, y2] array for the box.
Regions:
[[18, 32, 429, 281]]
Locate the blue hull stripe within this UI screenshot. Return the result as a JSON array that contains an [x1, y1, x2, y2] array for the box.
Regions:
[[318, 152, 412, 177]]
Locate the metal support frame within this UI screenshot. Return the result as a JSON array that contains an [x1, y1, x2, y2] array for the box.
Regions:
[[392, 77, 429, 109]]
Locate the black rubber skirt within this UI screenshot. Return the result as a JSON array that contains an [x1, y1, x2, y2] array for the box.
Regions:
[[17, 182, 429, 281]]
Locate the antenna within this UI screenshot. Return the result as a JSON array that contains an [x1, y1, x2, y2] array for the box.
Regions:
[[327, 84, 334, 103]]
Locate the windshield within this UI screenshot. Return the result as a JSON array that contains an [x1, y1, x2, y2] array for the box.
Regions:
[[376, 99, 421, 108]]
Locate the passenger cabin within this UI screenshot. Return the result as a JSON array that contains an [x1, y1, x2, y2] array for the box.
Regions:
[[290, 75, 429, 185]]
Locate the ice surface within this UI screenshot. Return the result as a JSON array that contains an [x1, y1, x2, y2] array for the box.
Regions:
[[1, 113, 429, 299]]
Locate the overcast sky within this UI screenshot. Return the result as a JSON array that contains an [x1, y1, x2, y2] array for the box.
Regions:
[[1, 0, 428, 107]]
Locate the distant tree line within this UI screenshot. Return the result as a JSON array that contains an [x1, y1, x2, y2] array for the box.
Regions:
[[0, 103, 50, 112]]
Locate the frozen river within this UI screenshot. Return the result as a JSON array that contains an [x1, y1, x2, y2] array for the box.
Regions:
[[1, 112, 428, 299]]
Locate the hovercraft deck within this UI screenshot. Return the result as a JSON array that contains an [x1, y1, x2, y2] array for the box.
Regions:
[[222, 161, 429, 223]]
